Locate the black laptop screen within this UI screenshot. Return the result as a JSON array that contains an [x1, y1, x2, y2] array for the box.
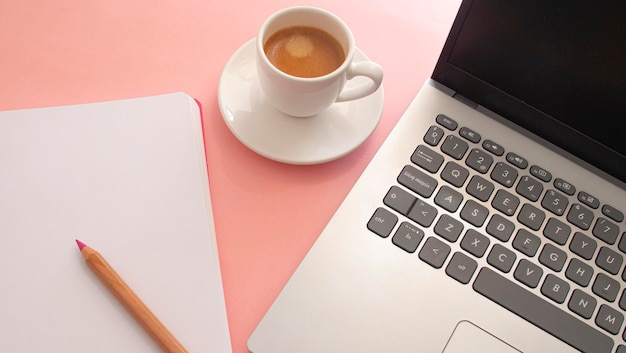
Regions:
[[432, 0, 626, 183]]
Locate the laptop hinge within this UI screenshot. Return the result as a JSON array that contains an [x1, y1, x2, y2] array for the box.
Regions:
[[452, 92, 479, 109], [429, 79, 479, 109]]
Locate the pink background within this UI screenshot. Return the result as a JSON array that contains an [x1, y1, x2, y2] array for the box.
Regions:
[[0, 1, 460, 352]]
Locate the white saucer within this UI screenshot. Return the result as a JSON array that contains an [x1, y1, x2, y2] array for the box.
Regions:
[[217, 39, 384, 165]]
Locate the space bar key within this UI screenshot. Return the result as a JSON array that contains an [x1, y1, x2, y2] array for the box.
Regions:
[[473, 267, 613, 353]]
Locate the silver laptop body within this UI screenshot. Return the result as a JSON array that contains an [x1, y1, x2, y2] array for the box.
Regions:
[[248, 1, 626, 352]]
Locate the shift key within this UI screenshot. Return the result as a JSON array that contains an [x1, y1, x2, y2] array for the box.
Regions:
[[473, 267, 613, 353]]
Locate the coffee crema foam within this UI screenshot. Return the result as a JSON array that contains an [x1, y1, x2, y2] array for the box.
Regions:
[[264, 26, 345, 78], [285, 34, 314, 57]]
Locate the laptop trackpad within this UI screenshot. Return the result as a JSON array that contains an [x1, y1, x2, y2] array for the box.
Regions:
[[443, 321, 521, 353]]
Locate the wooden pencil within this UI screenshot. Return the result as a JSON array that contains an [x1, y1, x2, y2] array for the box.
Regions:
[[76, 239, 188, 353]]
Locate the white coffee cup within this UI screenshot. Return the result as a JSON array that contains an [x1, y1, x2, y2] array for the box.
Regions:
[[256, 6, 383, 117]]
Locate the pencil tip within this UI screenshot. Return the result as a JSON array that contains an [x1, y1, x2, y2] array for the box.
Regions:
[[75, 239, 87, 250]]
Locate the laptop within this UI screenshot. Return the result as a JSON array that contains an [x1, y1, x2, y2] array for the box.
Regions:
[[248, 1, 626, 352]]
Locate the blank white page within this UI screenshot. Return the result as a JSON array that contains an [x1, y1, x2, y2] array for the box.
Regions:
[[0, 93, 232, 353]]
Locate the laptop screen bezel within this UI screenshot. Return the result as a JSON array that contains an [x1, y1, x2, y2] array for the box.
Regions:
[[431, 0, 626, 184]]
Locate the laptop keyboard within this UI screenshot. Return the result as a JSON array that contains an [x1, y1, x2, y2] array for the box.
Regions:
[[367, 114, 626, 353]]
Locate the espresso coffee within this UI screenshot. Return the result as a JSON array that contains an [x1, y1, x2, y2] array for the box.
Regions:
[[264, 26, 345, 78]]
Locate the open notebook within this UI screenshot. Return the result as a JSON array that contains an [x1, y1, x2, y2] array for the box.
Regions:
[[0, 93, 232, 353], [249, 1, 625, 353]]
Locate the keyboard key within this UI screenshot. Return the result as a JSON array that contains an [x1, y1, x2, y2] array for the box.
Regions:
[[367, 207, 398, 238], [516, 175, 543, 202], [466, 175, 494, 202], [595, 304, 623, 335], [423, 125, 445, 146], [568, 289, 597, 319], [465, 148, 493, 174], [620, 290, 626, 311], [491, 161, 518, 187], [446, 252, 477, 284], [514, 259, 543, 288], [506, 152, 528, 169], [436, 114, 457, 130], [567, 203, 594, 230], [474, 267, 613, 353], [554, 178, 576, 196], [541, 274, 570, 304], [486, 214, 515, 242], [530, 165, 552, 182], [570, 232, 597, 260], [602, 204, 624, 223], [592, 217, 620, 245], [491, 189, 519, 216], [434, 214, 464, 242], [398, 165, 437, 198], [434, 185, 463, 212], [461, 229, 490, 257], [543, 218, 571, 245], [487, 243, 516, 273], [459, 126, 481, 143], [518, 203, 546, 231], [592, 273, 620, 302], [440, 161, 469, 187], [392, 222, 424, 253], [619, 233, 626, 254], [407, 199, 438, 227], [460, 200, 489, 227], [565, 258, 594, 287], [411, 145, 444, 173], [541, 189, 568, 216], [383, 186, 416, 215], [419, 236, 451, 269], [441, 135, 468, 160], [578, 191, 600, 209], [596, 247, 623, 275], [539, 243, 567, 272], [482, 139, 504, 156], [512, 229, 541, 257]]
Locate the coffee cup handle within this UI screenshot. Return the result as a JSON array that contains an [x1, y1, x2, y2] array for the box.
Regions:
[[336, 61, 383, 102]]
